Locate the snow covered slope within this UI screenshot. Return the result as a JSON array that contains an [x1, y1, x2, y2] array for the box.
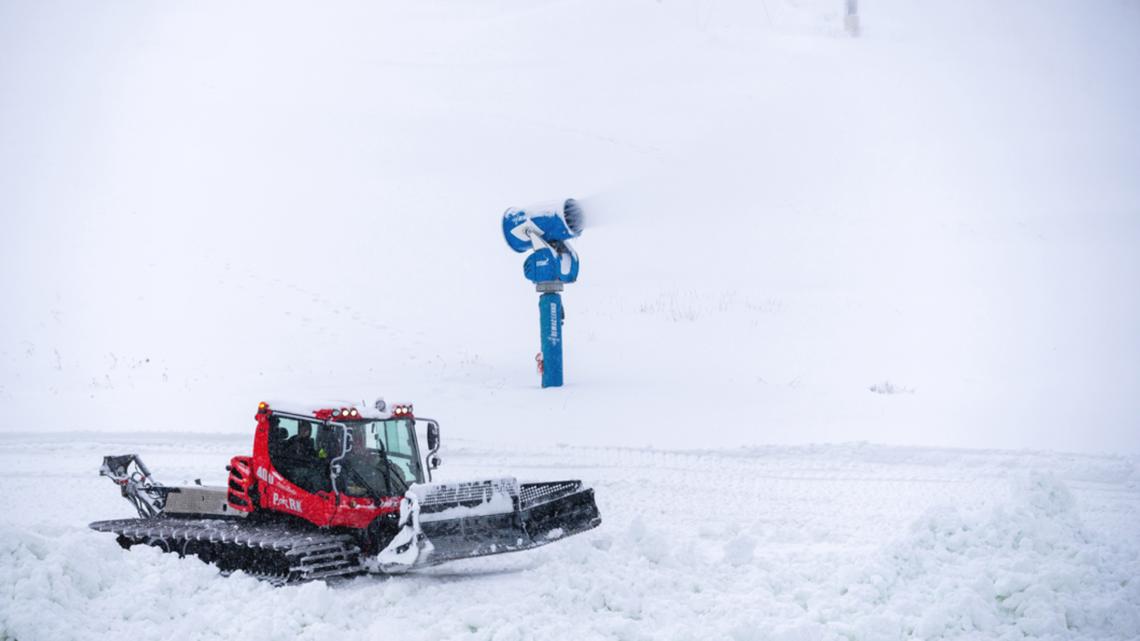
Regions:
[[2, 0, 1138, 452], [1, 433, 1138, 640]]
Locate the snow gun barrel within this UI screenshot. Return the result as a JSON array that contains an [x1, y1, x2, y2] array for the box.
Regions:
[[501, 198, 584, 253]]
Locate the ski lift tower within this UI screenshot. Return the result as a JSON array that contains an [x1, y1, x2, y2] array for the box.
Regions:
[[501, 198, 583, 388]]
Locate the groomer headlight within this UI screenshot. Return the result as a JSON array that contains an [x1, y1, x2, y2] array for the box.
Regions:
[[502, 198, 583, 253]]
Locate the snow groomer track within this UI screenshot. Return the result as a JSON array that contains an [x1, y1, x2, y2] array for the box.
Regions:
[[89, 517, 363, 584]]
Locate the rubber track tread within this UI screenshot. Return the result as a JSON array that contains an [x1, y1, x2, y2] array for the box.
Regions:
[[90, 517, 364, 584]]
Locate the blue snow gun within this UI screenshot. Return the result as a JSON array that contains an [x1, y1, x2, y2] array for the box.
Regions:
[[502, 198, 582, 285], [502, 198, 584, 388]]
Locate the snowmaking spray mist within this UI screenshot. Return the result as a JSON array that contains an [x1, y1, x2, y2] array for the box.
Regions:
[[501, 198, 584, 388]]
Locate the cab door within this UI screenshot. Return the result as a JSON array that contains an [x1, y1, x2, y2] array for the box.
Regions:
[[260, 414, 339, 527]]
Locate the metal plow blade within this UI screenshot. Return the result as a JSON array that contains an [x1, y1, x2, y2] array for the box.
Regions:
[[371, 478, 601, 572]]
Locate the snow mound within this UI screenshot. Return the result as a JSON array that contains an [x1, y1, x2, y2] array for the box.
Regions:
[[832, 472, 1140, 639]]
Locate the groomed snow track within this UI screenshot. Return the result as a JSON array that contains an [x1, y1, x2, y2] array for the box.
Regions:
[[89, 517, 364, 585]]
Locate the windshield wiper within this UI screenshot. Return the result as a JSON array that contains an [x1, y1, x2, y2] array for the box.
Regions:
[[370, 438, 406, 495], [385, 457, 408, 494], [343, 461, 390, 500]]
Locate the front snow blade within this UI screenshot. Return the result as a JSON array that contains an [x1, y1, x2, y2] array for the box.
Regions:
[[371, 478, 601, 571]]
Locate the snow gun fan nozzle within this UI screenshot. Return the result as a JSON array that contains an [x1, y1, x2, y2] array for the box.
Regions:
[[563, 198, 584, 235]]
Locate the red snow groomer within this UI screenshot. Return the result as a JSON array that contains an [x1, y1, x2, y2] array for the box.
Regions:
[[90, 400, 601, 584]]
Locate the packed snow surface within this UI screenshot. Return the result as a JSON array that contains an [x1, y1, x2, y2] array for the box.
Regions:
[[1, 433, 1138, 641]]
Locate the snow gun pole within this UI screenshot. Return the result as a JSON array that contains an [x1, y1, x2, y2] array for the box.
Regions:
[[502, 199, 583, 389], [538, 285, 565, 388]]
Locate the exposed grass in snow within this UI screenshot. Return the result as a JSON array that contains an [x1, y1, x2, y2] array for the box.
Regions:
[[869, 381, 915, 395]]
